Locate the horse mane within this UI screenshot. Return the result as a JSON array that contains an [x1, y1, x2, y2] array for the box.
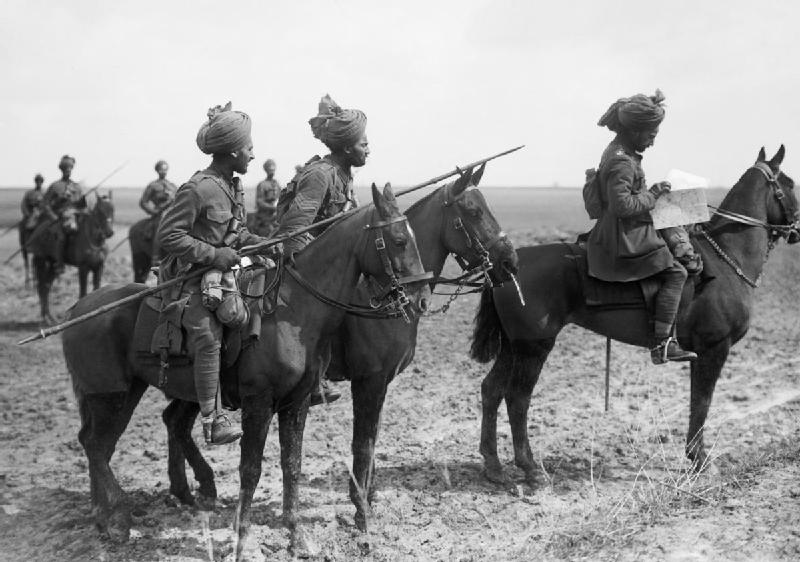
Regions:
[[405, 186, 443, 215], [309, 204, 371, 246]]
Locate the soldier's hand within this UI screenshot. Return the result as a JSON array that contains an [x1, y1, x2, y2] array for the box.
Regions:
[[649, 181, 671, 199], [212, 247, 240, 270]]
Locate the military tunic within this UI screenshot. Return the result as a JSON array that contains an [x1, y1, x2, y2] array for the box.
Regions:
[[157, 167, 264, 288], [42, 178, 83, 221], [140, 178, 177, 217], [255, 178, 282, 213], [275, 155, 357, 254], [586, 139, 673, 282]]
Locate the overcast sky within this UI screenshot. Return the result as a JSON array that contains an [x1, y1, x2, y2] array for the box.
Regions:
[[1, 0, 798, 190]]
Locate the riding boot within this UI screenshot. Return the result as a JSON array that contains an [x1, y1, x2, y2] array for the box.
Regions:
[[202, 412, 242, 445], [310, 377, 341, 407], [651, 337, 697, 365]]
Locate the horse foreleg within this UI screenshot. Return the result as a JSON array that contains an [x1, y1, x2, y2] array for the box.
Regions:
[[35, 258, 54, 324], [92, 263, 103, 292], [163, 399, 216, 507], [22, 250, 30, 289], [505, 339, 553, 485], [234, 392, 273, 562], [278, 395, 311, 556], [350, 372, 390, 532], [480, 345, 514, 484], [78, 266, 89, 297], [687, 339, 730, 472]]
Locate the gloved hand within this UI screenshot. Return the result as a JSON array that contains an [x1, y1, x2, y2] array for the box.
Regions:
[[211, 247, 240, 270], [649, 181, 672, 199]]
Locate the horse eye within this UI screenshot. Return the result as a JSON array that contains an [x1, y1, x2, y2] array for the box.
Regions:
[[394, 236, 407, 248]]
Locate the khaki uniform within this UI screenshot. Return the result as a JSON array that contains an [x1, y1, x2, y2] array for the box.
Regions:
[[275, 156, 357, 254], [21, 188, 44, 230], [139, 178, 177, 264], [41, 178, 84, 269], [156, 167, 265, 415]]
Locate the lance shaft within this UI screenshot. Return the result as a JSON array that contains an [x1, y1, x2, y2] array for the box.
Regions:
[[19, 147, 524, 344]]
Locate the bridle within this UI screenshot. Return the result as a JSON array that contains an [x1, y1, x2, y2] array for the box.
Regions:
[[699, 162, 799, 288], [423, 185, 512, 314], [285, 208, 433, 323]]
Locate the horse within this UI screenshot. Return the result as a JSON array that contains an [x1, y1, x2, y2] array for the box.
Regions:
[[31, 194, 115, 323], [469, 146, 800, 485], [61, 183, 431, 558], [157, 165, 521, 535], [128, 215, 159, 283]]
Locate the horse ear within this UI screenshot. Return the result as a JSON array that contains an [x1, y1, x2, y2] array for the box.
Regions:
[[757, 147, 766, 162], [451, 167, 474, 196], [382, 182, 396, 204], [470, 163, 486, 187], [769, 144, 786, 167], [372, 182, 391, 220]]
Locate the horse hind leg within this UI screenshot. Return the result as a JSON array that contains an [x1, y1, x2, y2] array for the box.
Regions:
[[77, 380, 147, 541], [504, 338, 555, 485], [162, 399, 216, 508]]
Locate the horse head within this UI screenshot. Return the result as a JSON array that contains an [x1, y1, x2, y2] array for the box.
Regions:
[[93, 193, 115, 240], [755, 145, 799, 244], [361, 182, 433, 315], [439, 163, 519, 284]]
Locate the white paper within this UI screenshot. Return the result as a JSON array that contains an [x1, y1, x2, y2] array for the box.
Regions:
[[650, 169, 710, 229]]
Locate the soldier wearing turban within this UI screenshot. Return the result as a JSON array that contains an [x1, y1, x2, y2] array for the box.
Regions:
[[157, 102, 272, 445], [42, 154, 85, 274], [274, 94, 370, 406], [586, 90, 698, 365], [251, 158, 283, 235], [21, 173, 45, 230], [139, 160, 178, 267]]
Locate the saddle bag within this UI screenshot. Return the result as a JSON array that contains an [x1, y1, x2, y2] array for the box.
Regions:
[[150, 294, 190, 356]]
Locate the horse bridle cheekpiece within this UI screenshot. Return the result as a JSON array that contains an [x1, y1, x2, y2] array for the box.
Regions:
[[752, 162, 800, 240], [362, 213, 433, 322]]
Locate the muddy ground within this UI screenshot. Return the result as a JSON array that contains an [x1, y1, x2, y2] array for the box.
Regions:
[[0, 227, 798, 561]]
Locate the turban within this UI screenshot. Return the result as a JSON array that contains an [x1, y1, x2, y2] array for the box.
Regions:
[[154, 160, 168, 171], [59, 154, 76, 169], [263, 158, 275, 171], [34, 173, 44, 182], [598, 89, 666, 133], [196, 101, 252, 155], [308, 94, 367, 151]]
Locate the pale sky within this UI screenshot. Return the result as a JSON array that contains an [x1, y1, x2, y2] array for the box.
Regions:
[[1, 0, 798, 190]]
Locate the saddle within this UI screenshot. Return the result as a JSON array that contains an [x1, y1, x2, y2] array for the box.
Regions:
[[131, 261, 283, 388], [564, 242, 660, 313]]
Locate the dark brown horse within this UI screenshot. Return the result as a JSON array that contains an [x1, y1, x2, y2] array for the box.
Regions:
[[31, 194, 115, 323], [156, 166, 520, 534], [62, 184, 430, 558], [127, 216, 159, 283], [17, 220, 36, 288], [470, 146, 799, 484]]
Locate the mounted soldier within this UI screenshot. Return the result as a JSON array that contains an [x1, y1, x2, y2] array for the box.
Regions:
[[156, 102, 273, 445], [585, 90, 700, 364], [42, 155, 85, 274], [274, 94, 369, 404], [21, 173, 45, 230], [250, 158, 282, 235], [139, 160, 177, 268]]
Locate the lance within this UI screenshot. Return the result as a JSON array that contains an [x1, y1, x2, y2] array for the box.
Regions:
[[1, 221, 21, 237], [19, 146, 524, 345], [4, 161, 128, 264]]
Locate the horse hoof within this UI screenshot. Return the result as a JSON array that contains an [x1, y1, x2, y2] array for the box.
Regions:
[[354, 512, 368, 533], [169, 487, 195, 506], [106, 510, 132, 543], [483, 466, 509, 485]]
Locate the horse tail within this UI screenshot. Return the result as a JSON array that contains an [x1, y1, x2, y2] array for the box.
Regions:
[[470, 287, 506, 363]]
